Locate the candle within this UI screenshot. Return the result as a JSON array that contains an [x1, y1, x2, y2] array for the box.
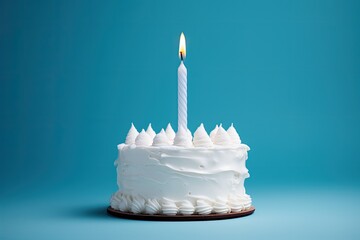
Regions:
[[178, 32, 187, 131]]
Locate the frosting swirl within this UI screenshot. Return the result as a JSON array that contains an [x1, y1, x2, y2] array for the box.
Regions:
[[135, 129, 153, 146], [110, 192, 121, 210], [118, 195, 131, 212], [209, 125, 219, 142], [178, 200, 195, 215], [193, 123, 213, 147], [213, 198, 230, 214], [238, 194, 252, 209], [213, 126, 233, 146], [130, 197, 146, 214], [146, 123, 156, 139], [165, 123, 176, 143], [174, 127, 193, 147], [227, 123, 241, 145], [195, 200, 213, 215], [229, 195, 244, 213], [161, 198, 178, 215], [145, 199, 161, 215], [125, 123, 139, 145], [113, 194, 249, 215], [152, 129, 172, 146]]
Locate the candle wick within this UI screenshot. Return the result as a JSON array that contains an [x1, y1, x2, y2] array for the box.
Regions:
[[180, 52, 183, 61]]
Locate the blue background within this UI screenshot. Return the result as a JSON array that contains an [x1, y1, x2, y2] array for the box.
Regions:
[[1, 0, 360, 239]]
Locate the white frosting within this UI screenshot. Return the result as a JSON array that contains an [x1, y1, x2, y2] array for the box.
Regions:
[[110, 193, 251, 215], [227, 123, 241, 145], [110, 192, 121, 209], [213, 126, 233, 146], [213, 198, 231, 214], [146, 123, 156, 139], [145, 199, 161, 215], [195, 200, 213, 215], [178, 200, 195, 215], [165, 123, 176, 143], [210, 125, 218, 142], [187, 129, 192, 139], [193, 123, 213, 147], [229, 195, 244, 212], [135, 129, 153, 146], [125, 123, 139, 145], [173, 127, 193, 147], [152, 129, 172, 146], [115, 143, 250, 206], [130, 197, 146, 214], [162, 198, 178, 215], [239, 194, 252, 209], [118, 195, 131, 212]]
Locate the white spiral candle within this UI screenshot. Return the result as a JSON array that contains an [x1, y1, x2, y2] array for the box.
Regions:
[[178, 61, 187, 130], [178, 32, 187, 130]]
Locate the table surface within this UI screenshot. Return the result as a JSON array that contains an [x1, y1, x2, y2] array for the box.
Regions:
[[1, 186, 359, 240]]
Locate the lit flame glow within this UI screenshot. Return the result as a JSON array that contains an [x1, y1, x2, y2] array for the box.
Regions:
[[179, 32, 186, 60]]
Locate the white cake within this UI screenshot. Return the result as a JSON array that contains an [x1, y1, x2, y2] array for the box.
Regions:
[[110, 123, 252, 215]]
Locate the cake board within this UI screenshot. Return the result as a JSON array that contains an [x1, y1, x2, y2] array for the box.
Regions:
[[107, 206, 255, 221]]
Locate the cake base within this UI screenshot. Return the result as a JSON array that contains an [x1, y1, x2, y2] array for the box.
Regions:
[[107, 206, 255, 221]]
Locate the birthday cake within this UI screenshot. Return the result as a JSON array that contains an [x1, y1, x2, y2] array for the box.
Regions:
[[110, 123, 252, 216]]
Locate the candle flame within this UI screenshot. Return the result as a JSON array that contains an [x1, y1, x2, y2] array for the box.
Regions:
[[179, 32, 186, 60]]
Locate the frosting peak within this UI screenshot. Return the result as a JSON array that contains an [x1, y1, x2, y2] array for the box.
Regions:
[[135, 129, 153, 146], [152, 129, 172, 146], [123, 123, 244, 148], [193, 123, 213, 147], [213, 126, 233, 146], [174, 127, 193, 147], [165, 123, 176, 143], [146, 123, 156, 139], [187, 129, 193, 139], [125, 123, 139, 145], [210, 125, 219, 142], [227, 123, 241, 145]]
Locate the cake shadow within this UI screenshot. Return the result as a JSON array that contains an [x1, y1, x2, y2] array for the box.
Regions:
[[69, 205, 110, 219]]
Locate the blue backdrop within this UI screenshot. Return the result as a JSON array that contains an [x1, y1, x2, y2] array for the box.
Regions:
[[1, 0, 359, 239]]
